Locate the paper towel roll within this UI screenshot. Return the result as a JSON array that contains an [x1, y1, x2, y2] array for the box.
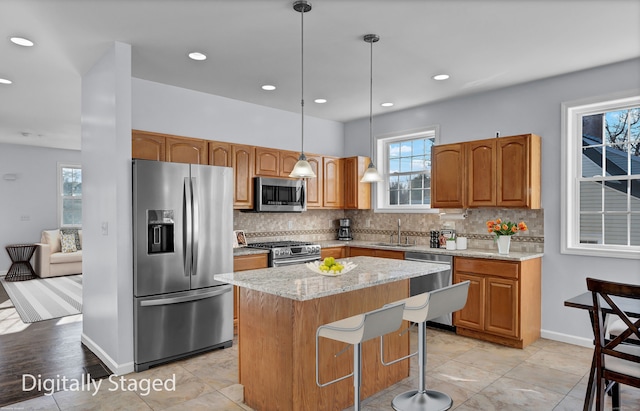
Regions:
[[456, 237, 467, 250]]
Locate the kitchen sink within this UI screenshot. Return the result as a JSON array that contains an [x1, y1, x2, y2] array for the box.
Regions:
[[372, 242, 415, 248]]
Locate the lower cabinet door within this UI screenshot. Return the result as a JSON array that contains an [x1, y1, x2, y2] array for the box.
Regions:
[[485, 277, 519, 338], [454, 273, 485, 331]]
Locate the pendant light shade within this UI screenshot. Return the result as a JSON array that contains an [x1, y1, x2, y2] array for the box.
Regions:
[[360, 34, 383, 183], [289, 1, 316, 179]]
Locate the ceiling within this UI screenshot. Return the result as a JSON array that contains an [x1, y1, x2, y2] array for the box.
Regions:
[[1, 0, 639, 150]]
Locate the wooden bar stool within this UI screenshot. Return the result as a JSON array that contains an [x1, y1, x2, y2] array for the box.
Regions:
[[382, 281, 470, 411], [316, 302, 406, 411]]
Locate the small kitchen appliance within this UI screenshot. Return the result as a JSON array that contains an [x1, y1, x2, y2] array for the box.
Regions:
[[337, 218, 353, 241], [247, 240, 321, 267]]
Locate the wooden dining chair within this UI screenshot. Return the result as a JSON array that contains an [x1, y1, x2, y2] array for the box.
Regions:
[[586, 277, 640, 411]]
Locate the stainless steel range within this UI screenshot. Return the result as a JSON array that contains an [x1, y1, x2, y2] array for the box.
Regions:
[[247, 241, 321, 267]]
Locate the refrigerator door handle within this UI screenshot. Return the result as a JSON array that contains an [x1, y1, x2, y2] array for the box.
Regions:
[[184, 177, 192, 277], [191, 177, 199, 276], [140, 286, 232, 307]]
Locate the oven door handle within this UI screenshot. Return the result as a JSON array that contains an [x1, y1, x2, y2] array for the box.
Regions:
[[272, 256, 321, 267]]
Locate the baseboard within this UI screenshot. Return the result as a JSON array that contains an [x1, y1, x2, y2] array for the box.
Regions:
[[0, 270, 6, 277], [81, 333, 135, 376], [541, 329, 593, 348]]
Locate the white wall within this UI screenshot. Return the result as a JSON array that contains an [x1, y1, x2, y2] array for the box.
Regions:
[[132, 78, 345, 156], [0, 144, 81, 271], [345, 58, 640, 345], [80, 42, 134, 375]]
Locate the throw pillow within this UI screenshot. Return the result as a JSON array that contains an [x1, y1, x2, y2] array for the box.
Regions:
[[61, 233, 78, 253], [61, 228, 82, 251]]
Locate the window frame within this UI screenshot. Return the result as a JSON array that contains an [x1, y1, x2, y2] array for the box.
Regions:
[[561, 90, 640, 259], [373, 125, 440, 213], [58, 163, 82, 228]]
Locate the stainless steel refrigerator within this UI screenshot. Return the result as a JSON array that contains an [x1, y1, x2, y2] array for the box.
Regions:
[[133, 159, 234, 371]]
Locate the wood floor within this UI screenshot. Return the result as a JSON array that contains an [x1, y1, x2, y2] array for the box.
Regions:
[[0, 278, 108, 408]]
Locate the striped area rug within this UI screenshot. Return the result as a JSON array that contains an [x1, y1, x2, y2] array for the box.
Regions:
[[0, 275, 82, 323]]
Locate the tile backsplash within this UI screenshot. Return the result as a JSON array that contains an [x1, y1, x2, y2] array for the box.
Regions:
[[234, 207, 543, 253]]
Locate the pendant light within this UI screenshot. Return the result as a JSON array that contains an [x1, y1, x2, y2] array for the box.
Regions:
[[289, 0, 316, 178], [360, 34, 384, 183]]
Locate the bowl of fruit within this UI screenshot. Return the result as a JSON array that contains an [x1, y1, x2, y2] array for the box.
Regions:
[[306, 257, 357, 276]]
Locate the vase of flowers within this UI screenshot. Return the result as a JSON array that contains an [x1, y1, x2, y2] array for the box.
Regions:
[[486, 219, 527, 254]]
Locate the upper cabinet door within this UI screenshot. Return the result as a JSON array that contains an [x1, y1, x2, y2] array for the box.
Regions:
[[305, 155, 323, 208], [208, 141, 232, 167], [280, 150, 301, 177], [255, 147, 280, 177], [431, 144, 465, 209], [467, 140, 496, 207], [132, 130, 165, 161], [497, 135, 541, 208], [166, 137, 208, 165], [232, 144, 255, 209], [344, 156, 371, 210], [323, 157, 344, 208]]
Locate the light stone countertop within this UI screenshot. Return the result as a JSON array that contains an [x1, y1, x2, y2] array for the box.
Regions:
[[318, 240, 544, 261], [233, 240, 543, 261], [233, 247, 269, 257], [215, 256, 449, 301]]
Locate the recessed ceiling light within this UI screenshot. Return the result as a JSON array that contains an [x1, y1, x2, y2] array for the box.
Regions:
[[381, 102, 394, 107], [0, 78, 12, 85], [314, 98, 327, 104], [261, 85, 276, 91], [10, 37, 34, 47], [188, 52, 207, 61], [432, 74, 450, 81]]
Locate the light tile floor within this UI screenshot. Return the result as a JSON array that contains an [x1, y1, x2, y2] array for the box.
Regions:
[[5, 327, 640, 410]]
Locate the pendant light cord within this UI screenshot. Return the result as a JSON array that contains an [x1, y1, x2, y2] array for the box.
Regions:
[[369, 38, 373, 160], [300, 6, 305, 155]]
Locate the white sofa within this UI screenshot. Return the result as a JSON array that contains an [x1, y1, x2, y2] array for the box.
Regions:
[[34, 229, 82, 278]]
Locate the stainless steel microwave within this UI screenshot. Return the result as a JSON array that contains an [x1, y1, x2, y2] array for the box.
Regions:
[[254, 177, 306, 213]]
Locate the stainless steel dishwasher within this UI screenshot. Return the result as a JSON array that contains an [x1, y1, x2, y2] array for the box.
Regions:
[[405, 251, 454, 330]]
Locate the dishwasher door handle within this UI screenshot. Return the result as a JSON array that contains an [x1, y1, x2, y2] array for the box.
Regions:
[[405, 258, 451, 264]]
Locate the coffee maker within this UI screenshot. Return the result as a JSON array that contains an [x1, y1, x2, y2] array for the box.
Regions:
[[337, 218, 353, 241]]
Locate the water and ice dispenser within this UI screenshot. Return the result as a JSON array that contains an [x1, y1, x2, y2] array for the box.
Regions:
[[147, 210, 174, 254]]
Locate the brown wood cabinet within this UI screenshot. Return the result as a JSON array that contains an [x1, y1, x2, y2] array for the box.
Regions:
[[233, 253, 269, 335], [132, 130, 373, 211], [132, 130, 166, 161], [305, 155, 323, 208], [165, 136, 208, 164], [496, 135, 541, 208], [320, 247, 346, 259], [232, 144, 255, 209], [347, 247, 404, 260], [467, 134, 541, 208], [466, 139, 496, 207], [208, 141, 232, 167], [323, 157, 344, 209], [433, 134, 541, 209], [431, 143, 465, 208], [132, 130, 209, 165], [255, 147, 280, 176], [343, 156, 371, 210], [453, 256, 541, 348]]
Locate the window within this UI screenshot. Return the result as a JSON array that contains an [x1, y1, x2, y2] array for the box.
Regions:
[[374, 127, 438, 212], [562, 92, 640, 259], [59, 164, 82, 227]]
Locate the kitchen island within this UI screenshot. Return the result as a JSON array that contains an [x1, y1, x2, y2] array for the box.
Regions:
[[214, 256, 450, 411]]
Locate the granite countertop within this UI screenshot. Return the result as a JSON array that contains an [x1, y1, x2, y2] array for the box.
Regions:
[[233, 247, 269, 257], [214, 256, 449, 301], [318, 240, 543, 261]]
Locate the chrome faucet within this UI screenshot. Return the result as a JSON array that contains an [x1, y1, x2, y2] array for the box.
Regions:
[[397, 219, 402, 245]]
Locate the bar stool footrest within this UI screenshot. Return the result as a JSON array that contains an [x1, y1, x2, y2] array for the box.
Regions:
[[392, 389, 452, 411]]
